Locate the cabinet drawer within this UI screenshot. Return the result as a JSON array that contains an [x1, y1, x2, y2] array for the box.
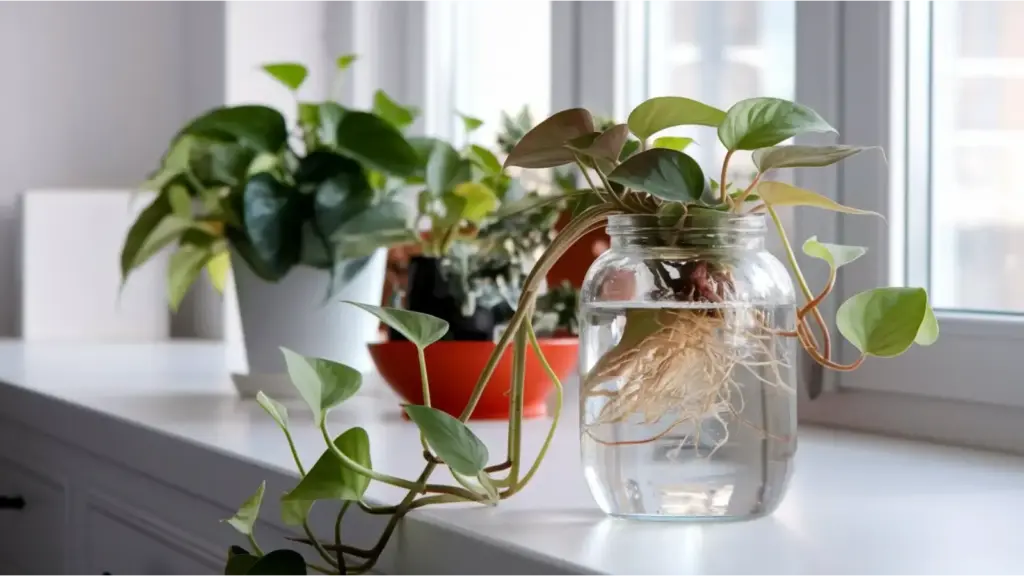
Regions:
[[0, 457, 67, 574], [83, 492, 221, 575]]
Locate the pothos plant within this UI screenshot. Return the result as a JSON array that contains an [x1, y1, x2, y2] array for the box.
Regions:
[[219, 96, 937, 574], [120, 55, 425, 307]]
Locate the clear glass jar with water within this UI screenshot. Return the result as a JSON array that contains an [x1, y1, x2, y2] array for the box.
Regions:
[[578, 213, 797, 520]]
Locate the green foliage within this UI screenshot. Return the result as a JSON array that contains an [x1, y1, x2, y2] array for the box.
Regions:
[[335, 111, 420, 177], [718, 97, 835, 151], [427, 141, 471, 196], [373, 90, 418, 130], [336, 54, 358, 70], [802, 236, 867, 269], [345, 302, 449, 348], [566, 124, 629, 172], [261, 63, 308, 91], [224, 481, 265, 536], [246, 550, 306, 575], [458, 113, 484, 134], [256, 391, 289, 431], [756, 181, 879, 215], [753, 145, 870, 172], [652, 136, 694, 152], [280, 348, 362, 425], [627, 96, 727, 140], [608, 148, 706, 203], [225, 552, 258, 575], [837, 287, 934, 357], [451, 182, 499, 223], [466, 145, 502, 175], [168, 243, 217, 311], [182, 105, 288, 153], [503, 108, 595, 168], [241, 174, 303, 276], [283, 427, 372, 504], [403, 405, 489, 476], [120, 193, 190, 280]]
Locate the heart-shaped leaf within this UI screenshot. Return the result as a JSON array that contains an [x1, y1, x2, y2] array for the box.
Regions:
[[182, 105, 288, 153], [121, 195, 188, 279], [568, 124, 630, 162], [206, 250, 230, 293], [653, 136, 694, 152], [247, 550, 307, 575], [916, 305, 939, 346], [504, 108, 595, 169], [280, 348, 362, 425], [802, 236, 867, 269], [189, 140, 256, 188], [307, 154, 373, 236], [458, 113, 484, 134], [627, 96, 727, 140], [619, 139, 641, 162], [280, 499, 311, 527], [373, 89, 418, 130], [719, 97, 836, 151], [168, 244, 215, 312], [403, 405, 488, 476], [607, 148, 706, 203], [344, 303, 448, 348], [282, 427, 372, 504], [256, 391, 289, 431], [466, 145, 502, 175], [756, 181, 879, 215], [836, 287, 929, 357], [261, 63, 308, 91], [336, 111, 419, 177], [336, 54, 358, 70], [242, 174, 303, 275], [224, 481, 265, 536], [451, 182, 498, 223], [427, 141, 471, 195], [753, 145, 870, 172]]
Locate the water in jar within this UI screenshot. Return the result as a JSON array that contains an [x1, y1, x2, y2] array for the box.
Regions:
[[579, 301, 797, 520]]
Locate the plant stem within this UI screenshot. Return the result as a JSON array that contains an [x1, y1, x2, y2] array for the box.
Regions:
[[799, 268, 836, 320], [303, 520, 340, 570], [720, 149, 735, 206], [320, 424, 420, 491], [307, 562, 335, 575], [510, 317, 563, 493], [416, 345, 431, 453], [335, 501, 350, 568], [247, 534, 264, 557], [797, 322, 864, 370], [507, 324, 528, 486], [733, 171, 763, 207], [283, 429, 307, 477]]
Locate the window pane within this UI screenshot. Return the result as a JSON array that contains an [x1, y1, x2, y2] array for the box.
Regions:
[[631, 1, 795, 185], [926, 1, 1024, 313]]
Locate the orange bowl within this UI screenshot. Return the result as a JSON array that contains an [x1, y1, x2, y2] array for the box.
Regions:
[[368, 338, 579, 420]]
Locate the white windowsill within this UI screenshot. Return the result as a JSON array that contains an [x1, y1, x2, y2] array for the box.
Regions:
[[1, 340, 1023, 574]]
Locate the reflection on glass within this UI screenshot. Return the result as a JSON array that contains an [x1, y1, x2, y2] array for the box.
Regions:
[[930, 1, 1024, 313]]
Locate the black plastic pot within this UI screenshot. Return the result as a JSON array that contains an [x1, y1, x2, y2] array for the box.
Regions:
[[392, 256, 514, 342]]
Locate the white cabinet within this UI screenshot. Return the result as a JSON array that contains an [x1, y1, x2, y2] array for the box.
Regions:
[[0, 456, 68, 574]]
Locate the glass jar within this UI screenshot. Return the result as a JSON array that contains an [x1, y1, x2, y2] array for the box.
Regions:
[[578, 212, 797, 520]]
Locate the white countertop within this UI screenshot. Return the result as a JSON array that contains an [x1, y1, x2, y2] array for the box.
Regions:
[[2, 340, 1024, 574]]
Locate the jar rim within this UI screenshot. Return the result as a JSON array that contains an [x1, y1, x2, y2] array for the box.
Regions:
[[606, 211, 767, 235]]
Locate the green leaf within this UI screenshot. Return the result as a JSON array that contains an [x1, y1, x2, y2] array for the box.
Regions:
[[566, 124, 630, 171], [121, 194, 181, 279], [466, 145, 502, 176], [282, 427, 372, 503], [256, 391, 288, 431], [318, 102, 346, 147], [451, 182, 498, 223], [261, 63, 308, 91], [168, 185, 192, 217], [168, 244, 214, 312], [279, 499, 311, 527], [619, 139, 641, 162], [404, 405, 488, 476], [328, 256, 372, 299], [142, 135, 196, 192], [653, 136, 694, 152], [718, 97, 836, 151], [756, 181, 879, 215], [503, 108, 595, 169], [836, 287, 929, 357], [206, 249, 230, 293], [331, 200, 414, 258], [280, 348, 363, 425], [916, 305, 939, 346], [189, 140, 257, 187], [407, 136, 440, 174], [373, 90, 418, 130], [452, 470, 499, 505], [427, 141, 471, 196], [627, 96, 727, 140], [336, 111, 419, 177], [298, 102, 320, 127], [344, 302, 448, 348], [247, 550, 306, 575], [753, 145, 870, 172], [336, 54, 358, 70], [458, 112, 484, 134], [300, 152, 373, 236], [224, 481, 264, 536], [182, 105, 288, 153], [802, 236, 867, 269], [241, 174, 302, 276], [607, 148, 706, 203], [225, 552, 258, 575]]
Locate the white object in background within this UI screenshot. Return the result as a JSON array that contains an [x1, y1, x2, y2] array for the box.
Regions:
[[19, 189, 170, 341], [230, 250, 387, 398]]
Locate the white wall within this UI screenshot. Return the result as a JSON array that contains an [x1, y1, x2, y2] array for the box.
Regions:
[[0, 1, 226, 338]]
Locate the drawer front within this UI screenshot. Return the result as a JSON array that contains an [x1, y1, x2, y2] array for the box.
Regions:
[[0, 457, 67, 575], [82, 493, 221, 575]]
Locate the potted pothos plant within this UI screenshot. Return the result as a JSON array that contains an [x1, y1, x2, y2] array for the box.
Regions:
[[217, 93, 939, 574], [119, 55, 425, 388], [347, 115, 582, 419]]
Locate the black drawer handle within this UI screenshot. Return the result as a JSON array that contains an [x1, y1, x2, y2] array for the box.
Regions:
[[0, 496, 25, 510]]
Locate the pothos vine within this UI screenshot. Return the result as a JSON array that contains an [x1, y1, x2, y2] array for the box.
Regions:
[[222, 96, 937, 575]]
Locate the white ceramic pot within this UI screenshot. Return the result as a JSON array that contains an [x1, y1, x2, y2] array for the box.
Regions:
[[229, 250, 387, 398]]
